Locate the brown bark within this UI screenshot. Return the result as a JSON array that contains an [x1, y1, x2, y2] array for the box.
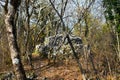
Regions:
[[4, 0, 27, 80]]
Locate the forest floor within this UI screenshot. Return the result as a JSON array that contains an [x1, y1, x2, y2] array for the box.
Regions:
[[25, 54, 83, 80], [0, 54, 120, 80]]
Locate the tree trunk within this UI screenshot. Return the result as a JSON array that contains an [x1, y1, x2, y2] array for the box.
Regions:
[[116, 32, 120, 60], [66, 34, 87, 80], [4, 0, 26, 80]]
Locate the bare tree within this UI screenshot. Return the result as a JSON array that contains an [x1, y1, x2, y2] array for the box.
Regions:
[[49, 0, 88, 80], [24, 0, 36, 69], [3, 0, 26, 79]]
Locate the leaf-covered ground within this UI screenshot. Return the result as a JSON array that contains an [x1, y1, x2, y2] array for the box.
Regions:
[[0, 54, 119, 80], [30, 54, 83, 80]]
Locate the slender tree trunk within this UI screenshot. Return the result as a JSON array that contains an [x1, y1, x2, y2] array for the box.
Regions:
[[66, 34, 87, 80], [116, 32, 120, 60], [4, 0, 26, 80]]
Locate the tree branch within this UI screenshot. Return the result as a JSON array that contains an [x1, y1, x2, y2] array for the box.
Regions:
[[3, 0, 8, 14], [49, 0, 66, 31]]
